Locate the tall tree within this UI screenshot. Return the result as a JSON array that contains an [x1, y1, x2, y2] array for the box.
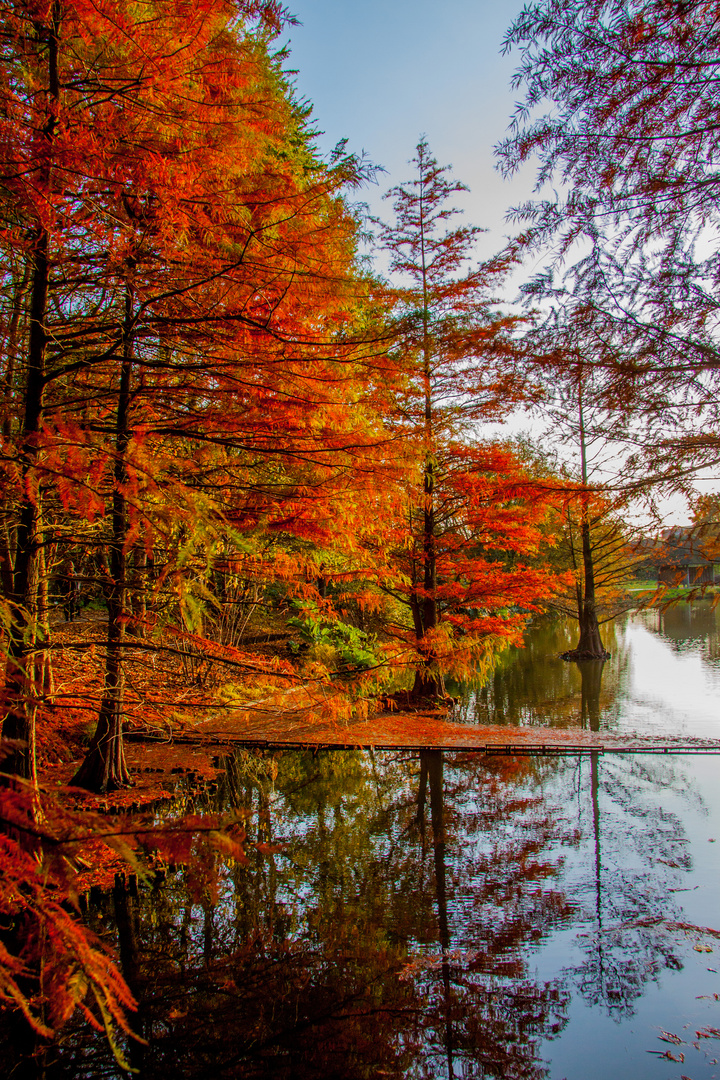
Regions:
[[0, 0, 385, 790], [498, 0, 720, 487], [519, 293, 651, 659], [69, 13, 382, 790], [375, 140, 556, 698], [499, 0, 720, 259], [0, 0, 64, 782]]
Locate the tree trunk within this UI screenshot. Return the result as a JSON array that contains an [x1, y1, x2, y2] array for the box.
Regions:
[[73, 278, 135, 792], [411, 455, 443, 698], [412, 220, 443, 700], [2, 507, 42, 783], [573, 509, 609, 658], [0, 261, 31, 599], [1, 258, 31, 440], [2, 4, 61, 782], [37, 540, 54, 700], [562, 377, 609, 661], [2, 231, 50, 782], [128, 543, 146, 636]]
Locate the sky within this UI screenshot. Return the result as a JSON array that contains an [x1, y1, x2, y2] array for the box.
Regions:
[[284, 0, 534, 259]]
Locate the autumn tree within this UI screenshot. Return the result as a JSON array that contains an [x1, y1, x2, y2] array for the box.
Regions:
[[374, 140, 557, 699], [500, 0, 720, 257], [517, 290, 657, 658], [0, 0, 286, 785], [65, 1, 310, 792], [690, 491, 720, 552], [0, 0, 62, 783], [552, 483, 640, 660], [70, 28, 384, 789], [0, 751, 257, 1069], [498, 0, 720, 490], [0, 0, 387, 791]]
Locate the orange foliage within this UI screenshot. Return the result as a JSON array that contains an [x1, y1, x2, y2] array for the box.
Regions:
[[0, 0, 392, 789], [0, 740, 251, 1054], [373, 141, 560, 690]]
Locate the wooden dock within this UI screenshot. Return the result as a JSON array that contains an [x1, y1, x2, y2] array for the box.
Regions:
[[129, 703, 720, 757]]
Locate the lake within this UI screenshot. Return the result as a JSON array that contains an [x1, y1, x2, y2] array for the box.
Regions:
[[19, 604, 720, 1078], [459, 601, 720, 740]]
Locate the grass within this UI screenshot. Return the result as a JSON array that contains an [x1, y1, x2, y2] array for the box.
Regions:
[[626, 580, 720, 603]]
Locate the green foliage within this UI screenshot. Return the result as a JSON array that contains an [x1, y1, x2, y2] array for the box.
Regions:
[[287, 600, 380, 671]]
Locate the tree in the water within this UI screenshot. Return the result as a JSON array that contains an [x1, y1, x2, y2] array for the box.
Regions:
[[521, 298, 649, 661], [375, 140, 557, 698], [562, 365, 615, 660]]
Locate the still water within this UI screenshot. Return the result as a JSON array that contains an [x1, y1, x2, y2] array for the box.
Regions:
[[461, 603, 720, 740], [50, 606, 720, 1078]]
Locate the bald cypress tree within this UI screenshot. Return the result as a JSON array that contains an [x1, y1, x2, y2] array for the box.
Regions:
[[376, 141, 554, 697]]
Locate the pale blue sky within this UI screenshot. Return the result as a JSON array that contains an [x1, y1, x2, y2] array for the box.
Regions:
[[284, 0, 534, 257]]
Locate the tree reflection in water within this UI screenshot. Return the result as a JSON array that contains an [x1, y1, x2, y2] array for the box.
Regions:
[[12, 745, 703, 1079], [458, 615, 631, 730], [569, 751, 696, 1016], [26, 750, 573, 1079], [412, 750, 571, 1079], [470, 636, 704, 1020], [640, 598, 720, 670]]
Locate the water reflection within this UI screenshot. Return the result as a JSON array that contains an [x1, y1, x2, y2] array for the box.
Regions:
[[572, 753, 691, 1015], [456, 617, 630, 731], [412, 751, 571, 1079], [8, 606, 720, 1076], [460, 601, 720, 739], [579, 661, 605, 730], [15, 744, 719, 1080], [648, 600, 720, 654]]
